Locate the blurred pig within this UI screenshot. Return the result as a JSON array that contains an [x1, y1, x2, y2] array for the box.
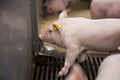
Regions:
[[66, 54, 120, 80], [39, 10, 120, 77], [96, 54, 120, 80], [90, 0, 120, 19], [65, 63, 87, 80], [44, 0, 76, 15]]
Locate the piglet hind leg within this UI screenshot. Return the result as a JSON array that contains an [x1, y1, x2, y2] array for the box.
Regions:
[[58, 45, 84, 77]]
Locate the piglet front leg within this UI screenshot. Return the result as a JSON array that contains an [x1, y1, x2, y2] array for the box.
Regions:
[[58, 44, 84, 77]]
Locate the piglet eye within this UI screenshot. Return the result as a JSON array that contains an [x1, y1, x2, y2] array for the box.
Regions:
[[48, 30, 52, 33]]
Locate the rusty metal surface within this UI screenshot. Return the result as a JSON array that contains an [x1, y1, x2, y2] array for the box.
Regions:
[[0, 0, 34, 80]]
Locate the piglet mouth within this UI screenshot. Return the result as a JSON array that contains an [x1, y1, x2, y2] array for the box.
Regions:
[[38, 34, 44, 49], [38, 36, 44, 52]]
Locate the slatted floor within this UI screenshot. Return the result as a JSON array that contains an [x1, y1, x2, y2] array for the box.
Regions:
[[33, 54, 109, 80]]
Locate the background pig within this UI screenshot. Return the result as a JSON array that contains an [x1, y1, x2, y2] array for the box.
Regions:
[[39, 10, 120, 77], [65, 63, 87, 80], [90, 0, 120, 19], [96, 54, 120, 80], [44, 0, 76, 15]]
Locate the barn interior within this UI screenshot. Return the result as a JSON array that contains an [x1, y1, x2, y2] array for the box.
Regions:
[[0, 0, 113, 80]]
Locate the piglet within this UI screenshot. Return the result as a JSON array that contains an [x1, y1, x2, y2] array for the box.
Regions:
[[44, 0, 76, 15], [96, 54, 120, 80], [65, 63, 87, 80], [39, 10, 120, 77], [65, 54, 120, 80], [90, 0, 120, 19]]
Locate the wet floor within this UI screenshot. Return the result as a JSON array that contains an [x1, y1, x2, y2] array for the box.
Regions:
[[38, 1, 91, 53]]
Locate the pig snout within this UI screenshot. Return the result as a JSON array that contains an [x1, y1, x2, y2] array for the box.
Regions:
[[39, 34, 44, 41]]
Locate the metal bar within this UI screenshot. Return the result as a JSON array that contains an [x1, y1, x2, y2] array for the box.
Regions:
[[0, 0, 33, 80], [30, 0, 39, 56]]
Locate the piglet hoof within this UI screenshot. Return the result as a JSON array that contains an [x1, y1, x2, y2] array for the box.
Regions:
[[57, 67, 69, 77]]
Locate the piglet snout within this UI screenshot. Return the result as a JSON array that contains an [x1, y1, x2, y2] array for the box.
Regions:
[[39, 34, 44, 41]]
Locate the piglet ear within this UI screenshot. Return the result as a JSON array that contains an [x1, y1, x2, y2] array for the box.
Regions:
[[58, 10, 68, 19], [52, 23, 62, 31]]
